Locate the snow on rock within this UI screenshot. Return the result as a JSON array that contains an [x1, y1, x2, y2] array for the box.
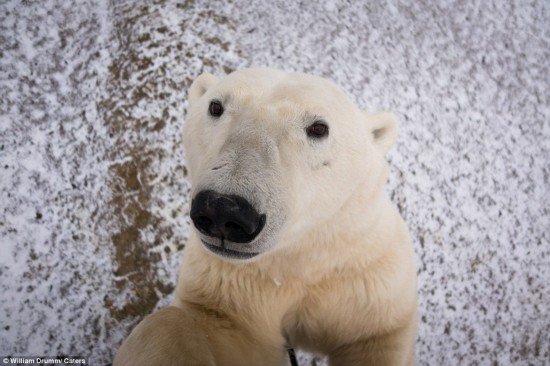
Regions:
[[0, 0, 548, 365]]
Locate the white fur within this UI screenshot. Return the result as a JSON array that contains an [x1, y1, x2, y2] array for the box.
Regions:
[[114, 68, 417, 366]]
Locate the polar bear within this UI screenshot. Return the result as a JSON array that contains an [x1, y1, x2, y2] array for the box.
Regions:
[[113, 68, 417, 366]]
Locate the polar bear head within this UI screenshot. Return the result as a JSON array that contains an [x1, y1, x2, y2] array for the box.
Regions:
[[184, 68, 397, 262]]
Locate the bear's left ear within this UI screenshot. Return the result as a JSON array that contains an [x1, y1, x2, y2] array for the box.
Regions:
[[189, 73, 219, 104], [366, 111, 399, 155]]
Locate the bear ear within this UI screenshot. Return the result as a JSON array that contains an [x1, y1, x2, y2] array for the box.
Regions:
[[366, 111, 399, 155], [189, 73, 219, 104]]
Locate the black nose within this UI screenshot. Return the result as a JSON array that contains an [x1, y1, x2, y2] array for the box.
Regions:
[[190, 190, 266, 243]]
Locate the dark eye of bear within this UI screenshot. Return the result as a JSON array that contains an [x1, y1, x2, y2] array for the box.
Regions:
[[208, 100, 224, 117], [306, 121, 329, 138]]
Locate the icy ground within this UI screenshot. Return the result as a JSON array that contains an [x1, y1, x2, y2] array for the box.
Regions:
[[1, 0, 549, 365]]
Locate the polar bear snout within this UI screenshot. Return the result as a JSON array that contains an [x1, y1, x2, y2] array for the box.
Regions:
[[190, 190, 266, 246]]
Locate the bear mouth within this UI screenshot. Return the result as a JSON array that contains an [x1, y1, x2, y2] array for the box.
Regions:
[[201, 240, 260, 260]]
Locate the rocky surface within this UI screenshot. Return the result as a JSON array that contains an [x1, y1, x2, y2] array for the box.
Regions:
[[1, 0, 548, 365]]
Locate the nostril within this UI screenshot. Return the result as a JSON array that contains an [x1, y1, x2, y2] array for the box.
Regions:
[[195, 216, 213, 231], [225, 221, 246, 235]]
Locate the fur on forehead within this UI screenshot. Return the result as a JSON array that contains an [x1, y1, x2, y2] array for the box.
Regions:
[[188, 68, 399, 156], [192, 70, 364, 135]]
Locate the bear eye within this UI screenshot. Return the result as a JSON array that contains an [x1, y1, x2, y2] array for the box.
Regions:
[[306, 121, 329, 139], [208, 100, 224, 117]]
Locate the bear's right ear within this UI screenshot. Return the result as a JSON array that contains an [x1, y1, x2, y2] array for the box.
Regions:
[[366, 111, 399, 155], [189, 73, 219, 104]]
